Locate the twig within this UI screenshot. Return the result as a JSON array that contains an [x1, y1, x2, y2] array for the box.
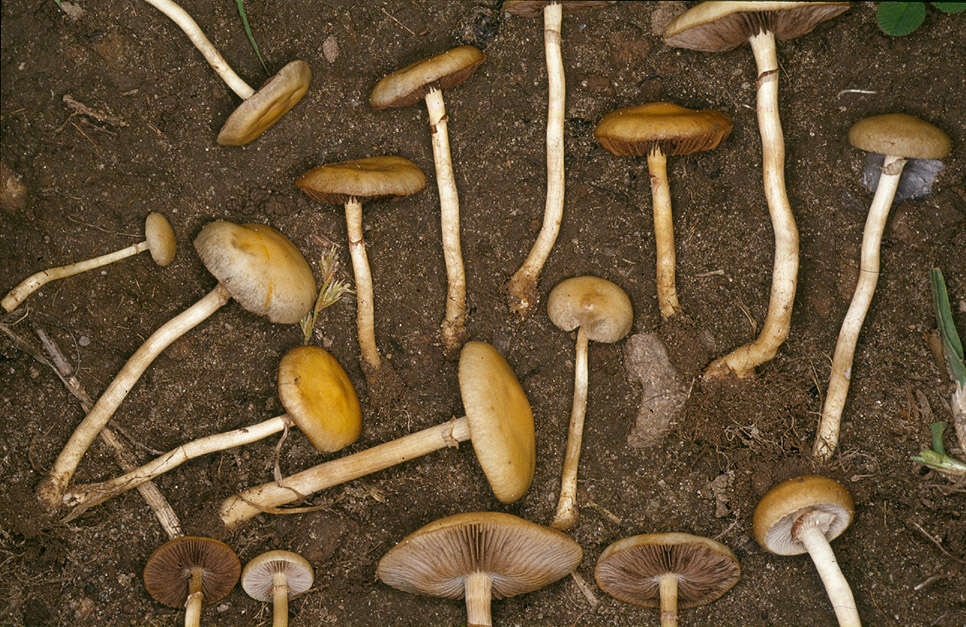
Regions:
[[909, 520, 966, 564], [380, 7, 417, 36], [837, 89, 878, 97], [570, 570, 599, 610]]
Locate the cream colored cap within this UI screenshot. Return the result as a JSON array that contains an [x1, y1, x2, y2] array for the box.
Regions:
[[241, 550, 314, 602], [547, 276, 633, 343], [144, 212, 177, 266], [370, 46, 485, 110], [217, 60, 312, 146]]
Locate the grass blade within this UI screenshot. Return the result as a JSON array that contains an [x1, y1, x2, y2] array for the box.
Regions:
[[235, 0, 268, 73]]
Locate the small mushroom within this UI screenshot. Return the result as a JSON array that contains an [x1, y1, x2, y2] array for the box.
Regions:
[[241, 550, 314, 627], [376, 512, 582, 627], [37, 221, 316, 510], [547, 276, 632, 530], [595, 532, 741, 626], [754, 475, 859, 626], [370, 45, 485, 353], [142, 0, 311, 145], [219, 341, 534, 527], [143, 536, 241, 627], [814, 114, 952, 461], [596, 102, 733, 319], [3, 212, 175, 312]]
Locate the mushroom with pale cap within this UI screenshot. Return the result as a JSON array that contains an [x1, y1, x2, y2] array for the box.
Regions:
[[754, 475, 859, 626], [141, 0, 311, 145], [595, 532, 741, 626], [664, 2, 849, 377], [242, 550, 314, 627], [3, 212, 176, 312], [814, 114, 952, 462], [36, 221, 316, 510], [547, 275, 632, 530], [370, 45, 485, 353], [377, 512, 582, 627], [596, 103, 733, 319], [218, 341, 534, 527]]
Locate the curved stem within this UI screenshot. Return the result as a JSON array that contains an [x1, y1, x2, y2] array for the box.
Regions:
[[272, 571, 290, 627], [184, 566, 204, 627], [814, 156, 905, 461], [659, 572, 679, 627], [345, 198, 381, 371], [464, 571, 493, 627], [648, 150, 680, 319], [795, 510, 861, 626], [551, 326, 589, 530]]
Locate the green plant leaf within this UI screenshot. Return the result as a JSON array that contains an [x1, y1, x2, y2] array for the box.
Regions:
[[931, 2, 966, 14], [930, 268, 966, 384], [877, 2, 927, 36], [235, 0, 268, 74]]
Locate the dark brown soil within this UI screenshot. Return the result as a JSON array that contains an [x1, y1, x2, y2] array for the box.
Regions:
[[2, 1, 964, 625]]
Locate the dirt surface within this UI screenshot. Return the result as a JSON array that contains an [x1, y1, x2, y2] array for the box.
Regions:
[[2, 1, 964, 625]]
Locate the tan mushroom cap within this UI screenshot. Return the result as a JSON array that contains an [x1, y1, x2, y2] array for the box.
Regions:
[[376, 512, 582, 599], [503, 0, 615, 17], [595, 532, 741, 609], [217, 60, 312, 146], [143, 536, 241, 608], [144, 212, 177, 267], [753, 475, 854, 556], [241, 550, 314, 602], [547, 276, 633, 343], [296, 156, 427, 206], [458, 341, 535, 503], [848, 113, 952, 160], [277, 345, 362, 452], [596, 102, 733, 158], [193, 221, 316, 324], [370, 46, 485, 110], [663, 1, 849, 52]]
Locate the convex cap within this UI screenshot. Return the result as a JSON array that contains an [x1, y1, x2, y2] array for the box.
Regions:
[[370, 46, 485, 110], [241, 550, 314, 601], [848, 113, 952, 160], [547, 276, 633, 343], [145, 212, 177, 267], [143, 536, 241, 608], [596, 103, 733, 157], [217, 60, 312, 146], [296, 156, 427, 205], [753, 475, 854, 556]]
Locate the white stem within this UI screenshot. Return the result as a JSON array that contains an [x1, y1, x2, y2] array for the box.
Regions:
[[814, 155, 905, 461], [272, 571, 290, 627], [648, 151, 680, 319], [345, 198, 381, 371], [464, 571, 493, 627], [795, 511, 861, 626], [551, 326, 589, 530], [659, 572, 679, 627], [184, 567, 204, 627], [142, 0, 254, 99]]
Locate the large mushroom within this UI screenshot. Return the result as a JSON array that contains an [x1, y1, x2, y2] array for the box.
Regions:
[[664, 2, 849, 377], [376, 512, 582, 627], [36, 221, 316, 510], [813, 114, 952, 461], [241, 550, 314, 627], [218, 341, 534, 527], [547, 275, 632, 530], [596, 102, 733, 319], [370, 45, 485, 354]]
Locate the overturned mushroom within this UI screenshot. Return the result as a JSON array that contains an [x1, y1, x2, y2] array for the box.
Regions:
[[242, 550, 314, 627]]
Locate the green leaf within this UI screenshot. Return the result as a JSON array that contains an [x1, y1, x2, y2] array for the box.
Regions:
[[931, 2, 966, 14], [930, 422, 946, 455], [930, 268, 966, 384], [877, 2, 927, 35], [235, 0, 268, 74]]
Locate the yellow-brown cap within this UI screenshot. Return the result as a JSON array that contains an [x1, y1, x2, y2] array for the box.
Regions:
[[370, 46, 485, 110], [848, 113, 952, 160], [547, 276, 633, 343], [503, 1, 615, 18], [144, 212, 177, 267], [296, 156, 427, 205], [596, 103, 733, 158], [753, 475, 854, 556], [217, 60, 312, 146]]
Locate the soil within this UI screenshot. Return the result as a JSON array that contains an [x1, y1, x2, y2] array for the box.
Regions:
[[1, 1, 964, 625]]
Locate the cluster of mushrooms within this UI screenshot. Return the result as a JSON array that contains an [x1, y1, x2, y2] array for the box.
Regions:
[[5, 1, 957, 625]]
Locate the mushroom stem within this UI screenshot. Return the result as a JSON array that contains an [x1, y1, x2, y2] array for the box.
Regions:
[[794, 510, 861, 627], [425, 87, 468, 354], [551, 326, 589, 530], [658, 572, 679, 627], [184, 566, 205, 627], [36, 283, 233, 510], [647, 149, 681, 319], [344, 197, 382, 371], [2, 241, 150, 313], [464, 571, 493, 627], [272, 571, 290, 627], [705, 29, 798, 378], [507, 2, 565, 315], [219, 416, 471, 527], [142, 0, 254, 99], [814, 155, 906, 461]]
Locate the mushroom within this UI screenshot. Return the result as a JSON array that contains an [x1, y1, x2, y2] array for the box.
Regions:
[[376, 512, 582, 627], [62, 345, 360, 514], [664, 1, 850, 377], [142, 0, 311, 145], [36, 221, 316, 510], [370, 45, 485, 353], [143, 536, 241, 627], [814, 114, 952, 461], [547, 276, 633, 530], [596, 102, 733, 319], [241, 550, 314, 627], [753, 475, 859, 626], [3, 212, 176, 312], [502, 1, 615, 316], [219, 341, 534, 527], [595, 532, 741, 626]]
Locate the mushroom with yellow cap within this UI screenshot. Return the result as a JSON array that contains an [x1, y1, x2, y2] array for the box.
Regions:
[[242, 550, 314, 627]]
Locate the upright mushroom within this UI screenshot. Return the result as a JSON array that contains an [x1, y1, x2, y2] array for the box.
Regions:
[[242, 550, 314, 627], [814, 114, 952, 461], [36, 221, 315, 510], [370, 45, 485, 354], [664, 2, 849, 377], [596, 102, 733, 319], [377, 512, 582, 627]]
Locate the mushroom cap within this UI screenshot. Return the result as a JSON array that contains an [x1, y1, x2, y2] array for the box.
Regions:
[[848, 113, 952, 160], [753, 475, 854, 556], [503, 0, 615, 17], [193, 221, 316, 324], [143, 536, 241, 608], [216, 60, 312, 146], [241, 550, 314, 602], [144, 212, 177, 267], [296, 156, 427, 205], [458, 342, 535, 504], [663, 1, 849, 52], [595, 532, 741, 609], [370, 46, 485, 110], [277, 345, 362, 452], [596, 102, 733, 158], [376, 512, 582, 600], [547, 276, 633, 343]]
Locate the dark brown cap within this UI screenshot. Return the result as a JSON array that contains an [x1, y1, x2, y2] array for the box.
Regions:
[[143, 536, 241, 608], [370, 46, 485, 110], [596, 103, 733, 157], [848, 113, 952, 160], [503, 1, 615, 18], [296, 156, 427, 205]]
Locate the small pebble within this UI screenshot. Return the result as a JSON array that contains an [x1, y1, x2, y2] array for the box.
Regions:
[[78, 335, 90, 347]]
